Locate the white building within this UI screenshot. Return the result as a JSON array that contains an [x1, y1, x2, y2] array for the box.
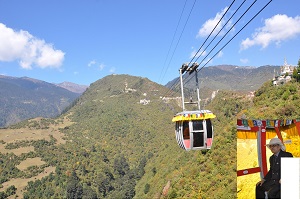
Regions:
[[273, 58, 297, 86], [280, 58, 296, 75]]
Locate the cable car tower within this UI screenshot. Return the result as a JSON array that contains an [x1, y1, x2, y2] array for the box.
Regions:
[[172, 63, 216, 151]]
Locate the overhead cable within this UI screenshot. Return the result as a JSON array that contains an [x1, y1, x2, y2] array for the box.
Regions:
[[187, 0, 236, 67], [197, 0, 273, 72], [184, 0, 271, 85], [165, 0, 237, 97], [158, 0, 188, 84], [194, 0, 257, 67], [159, 0, 197, 97], [159, 0, 197, 85], [164, 0, 273, 98], [191, 0, 247, 69]]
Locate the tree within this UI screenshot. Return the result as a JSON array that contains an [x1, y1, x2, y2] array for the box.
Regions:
[[82, 186, 97, 199], [293, 59, 300, 82], [96, 172, 114, 197], [5, 185, 16, 197], [134, 156, 147, 180], [66, 171, 83, 199], [113, 154, 130, 176], [144, 183, 150, 194], [0, 191, 7, 199]]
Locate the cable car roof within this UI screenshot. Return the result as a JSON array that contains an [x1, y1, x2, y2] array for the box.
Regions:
[[172, 110, 216, 122]]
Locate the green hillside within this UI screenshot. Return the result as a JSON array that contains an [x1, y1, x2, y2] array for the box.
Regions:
[[239, 80, 300, 119], [0, 74, 238, 198]]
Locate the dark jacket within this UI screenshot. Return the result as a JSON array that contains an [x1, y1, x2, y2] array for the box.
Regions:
[[264, 150, 293, 181]]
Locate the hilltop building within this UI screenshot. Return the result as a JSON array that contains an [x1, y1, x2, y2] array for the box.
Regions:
[[273, 58, 297, 86], [280, 58, 295, 75]]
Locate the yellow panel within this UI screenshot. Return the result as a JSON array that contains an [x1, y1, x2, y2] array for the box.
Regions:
[[237, 124, 299, 139], [172, 113, 216, 122], [280, 124, 299, 136], [237, 130, 277, 139]]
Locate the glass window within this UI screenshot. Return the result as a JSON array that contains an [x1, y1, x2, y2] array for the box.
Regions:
[[192, 120, 203, 131], [193, 132, 204, 147], [206, 119, 213, 138], [183, 122, 190, 139]]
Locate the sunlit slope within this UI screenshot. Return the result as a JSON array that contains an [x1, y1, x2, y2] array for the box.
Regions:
[[65, 74, 238, 198], [240, 80, 300, 119], [237, 80, 300, 199], [1, 74, 238, 198]]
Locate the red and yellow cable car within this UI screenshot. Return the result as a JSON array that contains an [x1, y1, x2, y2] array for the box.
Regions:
[[172, 63, 216, 151]]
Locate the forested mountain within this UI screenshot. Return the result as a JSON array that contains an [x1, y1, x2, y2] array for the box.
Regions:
[[0, 74, 239, 198], [166, 65, 280, 100], [0, 65, 277, 128], [0, 75, 81, 127]]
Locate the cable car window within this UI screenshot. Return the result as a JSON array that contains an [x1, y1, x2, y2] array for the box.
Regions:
[[175, 121, 180, 132], [192, 120, 203, 131], [193, 132, 204, 147], [206, 119, 213, 138], [183, 122, 190, 139]]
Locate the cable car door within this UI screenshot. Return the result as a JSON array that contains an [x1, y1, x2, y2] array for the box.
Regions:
[[191, 120, 205, 149]]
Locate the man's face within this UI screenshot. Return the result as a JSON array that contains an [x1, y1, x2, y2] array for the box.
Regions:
[[268, 144, 281, 154]]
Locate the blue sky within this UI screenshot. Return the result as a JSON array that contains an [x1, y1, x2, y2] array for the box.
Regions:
[[0, 0, 300, 86]]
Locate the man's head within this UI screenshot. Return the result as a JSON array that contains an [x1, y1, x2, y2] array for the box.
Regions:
[[266, 138, 285, 154]]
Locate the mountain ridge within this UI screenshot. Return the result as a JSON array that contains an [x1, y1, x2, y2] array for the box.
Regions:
[[0, 75, 82, 127], [0, 74, 237, 198], [55, 81, 88, 94], [0, 64, 280, 127], [166, 65, 280, 89], [165, 64, 281, 101]]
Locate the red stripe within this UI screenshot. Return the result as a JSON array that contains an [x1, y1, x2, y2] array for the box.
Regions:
[[295, 120, 300, 137], [237, 119, 243, 126], [261, 127, 268, 177], [206, 138, 212, 147], [237, 167, 261, 176]]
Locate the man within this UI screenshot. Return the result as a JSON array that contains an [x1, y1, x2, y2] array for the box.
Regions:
[[256, 138, 293, 198]]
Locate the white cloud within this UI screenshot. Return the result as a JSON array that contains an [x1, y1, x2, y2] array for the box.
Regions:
[[190, 49, 207, 59], [197, 7, 231, 38], [0, 23, 65, 69], [88, 60, 108, 72], [36, 42, 65, 68], [240, 14, 300, 50], [217, 51, 223, 58], [240, 58, 248, 64], [109, 67, 115, 73], [88, 60, 96, 67], [99, 63, 105, 70]]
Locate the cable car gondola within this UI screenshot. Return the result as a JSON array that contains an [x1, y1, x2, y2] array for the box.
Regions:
[[172, 63, 216, 151]]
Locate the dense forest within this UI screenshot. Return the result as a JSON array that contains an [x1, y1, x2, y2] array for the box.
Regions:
[[0, 74, 239, 198], [240, 80, 300, 119], [2, 64, 300, 198]]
